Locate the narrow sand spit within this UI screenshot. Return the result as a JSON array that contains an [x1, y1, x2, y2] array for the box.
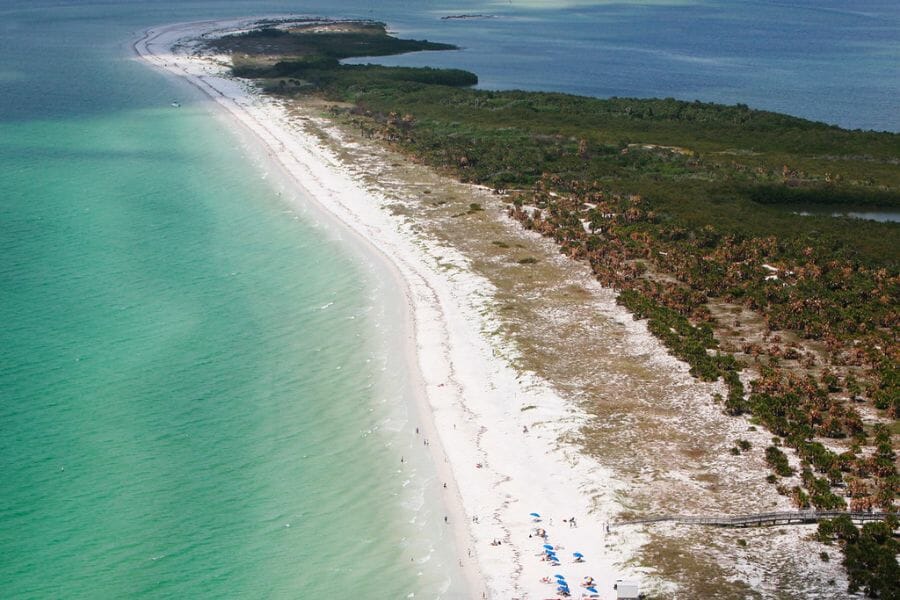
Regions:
[[134, 18, 641, 600]]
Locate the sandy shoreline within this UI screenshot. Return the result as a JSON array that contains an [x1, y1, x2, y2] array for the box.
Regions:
[[134, 17, 641, 599]]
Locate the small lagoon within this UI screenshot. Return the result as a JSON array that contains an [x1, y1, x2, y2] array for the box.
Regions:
[[789, 206, 900, 223]]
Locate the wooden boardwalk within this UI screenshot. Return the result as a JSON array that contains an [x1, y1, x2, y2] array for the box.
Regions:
[[612, 511, 894, 530]]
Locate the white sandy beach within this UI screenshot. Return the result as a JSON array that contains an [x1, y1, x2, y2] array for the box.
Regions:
[[134, 18, 642, 599]]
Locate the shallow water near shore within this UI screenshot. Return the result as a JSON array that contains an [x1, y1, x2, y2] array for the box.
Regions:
[[1, 3, 463, 598], [1, 0, 896, 598]]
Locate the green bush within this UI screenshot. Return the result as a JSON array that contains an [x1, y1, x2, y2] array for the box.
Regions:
[[765, 445, 793, 477]]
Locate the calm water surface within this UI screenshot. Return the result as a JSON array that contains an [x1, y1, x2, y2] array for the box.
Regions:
[[1, 1, 460, 598], [791, 207, 900, 222]]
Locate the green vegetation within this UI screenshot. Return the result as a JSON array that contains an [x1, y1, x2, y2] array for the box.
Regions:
[[765, 445, 793, 477], [618, 289, 738, 382], [208, 21, 477, 95], [220, 21, 457, 59], [818, 515, 899, 599], [210, 20, 899, 592]]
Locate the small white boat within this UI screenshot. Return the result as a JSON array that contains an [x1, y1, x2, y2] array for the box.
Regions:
[[171, 101, 181, 108]]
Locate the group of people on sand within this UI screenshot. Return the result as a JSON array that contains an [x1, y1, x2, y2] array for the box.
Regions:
[[530, 514, 602, 599], [539, 575, 598, 596]]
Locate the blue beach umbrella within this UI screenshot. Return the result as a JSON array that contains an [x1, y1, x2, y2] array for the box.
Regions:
[[586, 587, 598, 593], [554, 574, 565, 579], [573, 552, 584, 558], [543, 544, 554, 550], [530, 512, 541, 518]]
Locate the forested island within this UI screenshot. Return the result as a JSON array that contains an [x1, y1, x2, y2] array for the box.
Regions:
[[205, 20, 898, 597]]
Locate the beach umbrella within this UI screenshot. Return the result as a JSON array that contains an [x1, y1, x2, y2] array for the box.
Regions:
[[586, 587, 598, 593], [543, 544, 554, 550], [530, 512, 540, 517], [573, 552, 584, 558], [554, 573, 565, 579]]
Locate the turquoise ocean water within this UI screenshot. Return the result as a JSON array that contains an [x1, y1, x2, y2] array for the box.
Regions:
[[1, 2, 461, 598], [1, 1, 897, 598]]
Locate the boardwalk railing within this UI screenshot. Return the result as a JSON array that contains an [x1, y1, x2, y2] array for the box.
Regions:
[[612, 511, 894, 530]]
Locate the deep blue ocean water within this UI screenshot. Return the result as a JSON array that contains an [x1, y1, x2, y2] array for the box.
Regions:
[[350, 0, 900, 132], [1, 1, 896, 598]]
